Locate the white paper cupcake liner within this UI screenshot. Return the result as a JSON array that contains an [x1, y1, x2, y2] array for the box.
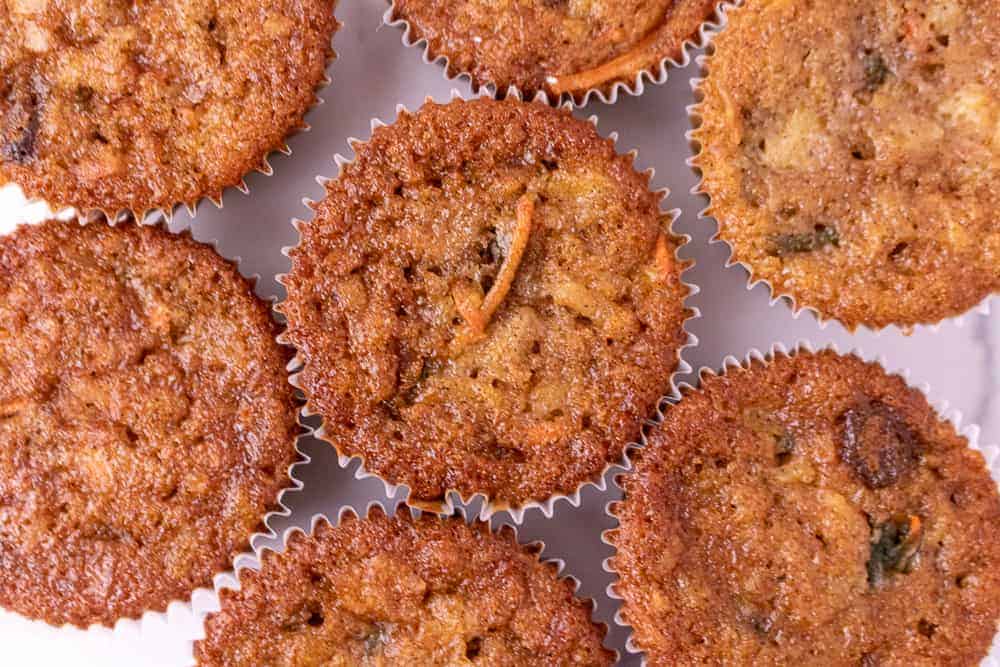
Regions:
[[275, 88, 701, 525], [189, 500, 618, 666], [383, 1, 737, 107], [0, 216, 310, 659], [685, 4, 995, 336], [602, 341, 1000, 666], [0, 6, 341, 227]]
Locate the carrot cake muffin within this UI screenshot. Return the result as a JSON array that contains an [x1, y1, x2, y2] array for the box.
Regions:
[[0, 220, 298, 627], [611, 350, 1000, 665], [195, 508, 614, 666], [693, 0, 1000, 329], [0, 0, 338, 216], [280, 97, 691, 510], [390, 0, 718, 101]]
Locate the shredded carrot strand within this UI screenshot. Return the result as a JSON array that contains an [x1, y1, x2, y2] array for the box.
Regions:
[[452, 285, 486, 333], [906, 515, 922, 541], [718, 86, 742, 146], [548, 29, 662, 95], [478, 193, 534, 327], [899, 515, 924, 562], [450, 194, 535, 353]]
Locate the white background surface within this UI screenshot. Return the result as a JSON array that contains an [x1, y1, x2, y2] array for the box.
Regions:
[[1, 1, 997, 664]]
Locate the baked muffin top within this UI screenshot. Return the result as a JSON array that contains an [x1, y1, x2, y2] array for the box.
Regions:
[[195, 509, 615, 666], [280, 97, 691, 510], [390, 0, 718, 101], [0, 0, 337, 216], [693, 0, 999, 329], [611, 350, 1000, 665], [0, 220, 298, 627]]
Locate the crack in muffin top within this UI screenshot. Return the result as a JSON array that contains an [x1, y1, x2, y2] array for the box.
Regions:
[[693, 0, 1000, 330], [281, 97, 691, 509], [390, 0, 718, 101], [0, 220, 299, 627], [611, 350, 1000, 665], [0, 0, 338, 215], [195, 509, 615, 666]]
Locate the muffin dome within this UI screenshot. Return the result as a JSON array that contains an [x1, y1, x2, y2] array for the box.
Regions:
[[611, 350, 1000, 665], [0, 0, 338, 215], [391, 0, 718, 101], [693, 0, 999, 329], [0, 220, 299, 626], [195, 509, 615, 666], [280, 97, 691, 510]]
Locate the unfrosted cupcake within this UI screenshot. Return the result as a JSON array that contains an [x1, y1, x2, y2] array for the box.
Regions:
[[389, 0, 718, 101], [0, 0, 338, 217], [692, 0, 999, 329], [195, 508, 615, 666], [0, 220, 299, 626], [610, 349, 1000, 665], [280, 97, 692, 512]]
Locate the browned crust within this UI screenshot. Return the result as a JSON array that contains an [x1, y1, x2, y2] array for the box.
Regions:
[[390, 0, 718, 101], [0, 220, 299, 627], [0, 1, 339, 216], [279, 97, 692, 509], [194, 509, 615, 666], [610, 349, 1000, 665], [692, 0, 1000, 330]]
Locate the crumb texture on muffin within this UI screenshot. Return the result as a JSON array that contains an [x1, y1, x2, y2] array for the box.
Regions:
[[694, 0, 999, 329], [195, 510, 615, 666], [280, 97, 691, 508], [612, 350, 1000, 665], [0, 0, 338, 214], [391, 0, 717, 99], [0, 221, 298, 627]]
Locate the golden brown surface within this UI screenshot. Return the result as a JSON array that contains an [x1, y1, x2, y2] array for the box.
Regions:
[[693, 0, 1000, 329], [280, 98, 691, 509], [0, 220, 298, 627], [391, 0, 717, 100], [611, 350, 1000, 665], [0, 0, 338, 215], [195, 509, 614, 666]]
